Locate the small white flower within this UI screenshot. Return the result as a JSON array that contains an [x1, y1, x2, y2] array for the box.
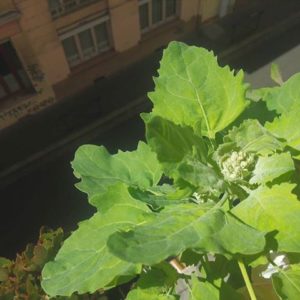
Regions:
[[192, 192, 201, 202], [181, 264, 202, 276], [261, 254, 289, 279]]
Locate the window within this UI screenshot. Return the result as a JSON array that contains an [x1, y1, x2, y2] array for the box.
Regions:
[[139, 2, 149, 30], [152, 0, 163, 24], [48, 0, 99, 18], [62, 37, 80, 65], [78, 29, 95, 59], [139, 0, 178, 32], [60, 15, 111, 66], [166, 0, 177, 17], [0, 42, 33, 102], [94, 23, 109, 49]]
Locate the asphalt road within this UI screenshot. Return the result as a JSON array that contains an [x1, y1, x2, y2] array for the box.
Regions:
[[0, 115, 146, 258], [1, 21, 300, 258]]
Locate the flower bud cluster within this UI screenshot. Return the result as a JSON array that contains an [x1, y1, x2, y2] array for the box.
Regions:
[[221, 151, 255, 181]]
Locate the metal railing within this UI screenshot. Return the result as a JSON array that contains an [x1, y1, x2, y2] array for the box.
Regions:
[[49, 0, 99, 19]]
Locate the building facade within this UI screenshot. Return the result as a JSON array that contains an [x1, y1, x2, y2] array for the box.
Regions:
[[0, 0, 233, 130]]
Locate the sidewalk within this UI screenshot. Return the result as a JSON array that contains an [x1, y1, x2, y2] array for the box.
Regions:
[[1, 0, 300, 183], [199, 0, 300, 53]]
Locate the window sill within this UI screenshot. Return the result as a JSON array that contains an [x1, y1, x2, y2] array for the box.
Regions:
[[68, 48, 116, 75]]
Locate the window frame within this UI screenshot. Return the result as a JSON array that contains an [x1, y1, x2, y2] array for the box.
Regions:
[[59, 14, 111, 67], [48, 0, 100, 19], [138, 0, 179, 33]]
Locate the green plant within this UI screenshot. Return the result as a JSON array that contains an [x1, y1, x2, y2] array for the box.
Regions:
[[41, 42, 300, 299], [0, 227, 107, 300], [0, 227, 64, 299]]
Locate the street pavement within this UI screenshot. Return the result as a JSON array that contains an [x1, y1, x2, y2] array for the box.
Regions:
[[245, 44, 300, 88]]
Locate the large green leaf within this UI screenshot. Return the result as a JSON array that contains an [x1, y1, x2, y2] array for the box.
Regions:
[[129, 184, 192, 208], [71, 142, 162, 200], [108, 205, 265, 265], [108, 204, 209, 265], [126, 262, 178, 300], [189, 277, 219, 300], [126, 288, 176, 300], [142, 115, 224, 193], [224, 119, 282, 156], [232, 183, 300, 253], [266, 108, 300, 151], [265, 73, 300, 114], [137, 262, 178, 289], [250, 152, 295, 185], [189, 277, 243, 300], [177, 157, 224, 194], [246, 87, 276, 103], [149, 41, 248, 138], [90, 182, 150, 212], [272, 264, 300, 300], [42, 202, 150, 297], [143, 114, 208, 170]]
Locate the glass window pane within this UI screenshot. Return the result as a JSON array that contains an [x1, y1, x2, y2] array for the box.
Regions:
[[2, 42, 22, 70], [62, 36, 80, 64], [0, 84, 7, 99], [64, 0, 77, 12], [0, 55, 9, 76], [78, 29, 95, 58], [94, 23, 109, 50], [48, 0, 61, 10], [166, 0, 177, 18], [152, 0, 163, 24], [48, 0, 62, 16], [4, 74, 20, 93], [139, 3, 149, 30]]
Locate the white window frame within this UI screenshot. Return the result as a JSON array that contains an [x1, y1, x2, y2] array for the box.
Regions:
[[59, 14, 111, 67], [138, 0, 179, 33]]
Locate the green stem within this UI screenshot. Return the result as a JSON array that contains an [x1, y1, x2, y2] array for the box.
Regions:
[[214, 191, 228, 208], [238, 259, 257, 300]]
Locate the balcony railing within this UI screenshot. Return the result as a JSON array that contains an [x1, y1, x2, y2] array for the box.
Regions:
[[48, 0, 99, 19]]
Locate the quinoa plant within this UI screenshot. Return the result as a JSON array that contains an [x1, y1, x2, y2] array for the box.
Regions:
[[41, 42, 300, 300]]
